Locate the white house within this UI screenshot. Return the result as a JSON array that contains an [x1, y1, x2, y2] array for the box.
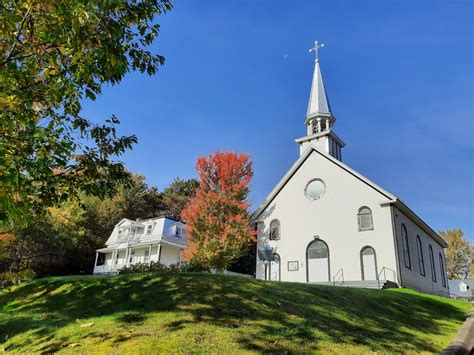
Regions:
[[93, 217, 186, 274], [252, 42, 450, 297], [448, 280, 473, 302]]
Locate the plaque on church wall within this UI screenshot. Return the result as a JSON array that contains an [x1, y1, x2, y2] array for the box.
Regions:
[[287, 261, 299, 271]]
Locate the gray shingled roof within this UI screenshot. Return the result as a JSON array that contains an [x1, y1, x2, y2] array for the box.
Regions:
[[449, 279, 473, 298]]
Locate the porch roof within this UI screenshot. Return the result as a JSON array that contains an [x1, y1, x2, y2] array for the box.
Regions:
[[97, 239, 185, 253], [96, 247, 115, 253]]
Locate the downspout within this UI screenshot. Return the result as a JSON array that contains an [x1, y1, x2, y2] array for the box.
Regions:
[[390, 205, 403, 286]]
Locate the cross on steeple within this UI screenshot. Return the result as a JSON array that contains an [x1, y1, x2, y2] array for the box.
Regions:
[[309, 41, 324, 62]]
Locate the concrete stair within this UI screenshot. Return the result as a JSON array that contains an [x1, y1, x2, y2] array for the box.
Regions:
[[311, 279, 399, 290]]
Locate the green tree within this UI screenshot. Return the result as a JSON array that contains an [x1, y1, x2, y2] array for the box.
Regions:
[[82, 174, 165, 243], [439, 229, 472, 279], [162, 178, 199, 221], [0, 0, 172, 224], [4, 173, 198, 275]]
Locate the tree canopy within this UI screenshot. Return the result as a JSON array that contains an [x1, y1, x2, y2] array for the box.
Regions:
[[0, 0, 172, 224], [439, 229, 471, 279], [1, 174, 198, 276], [182, 152, 255, 271], [162, 178, 200, 221]]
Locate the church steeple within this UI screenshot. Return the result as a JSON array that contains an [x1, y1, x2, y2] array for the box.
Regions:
[[305, 41, 336, 135], [295, 41, 345, 160]]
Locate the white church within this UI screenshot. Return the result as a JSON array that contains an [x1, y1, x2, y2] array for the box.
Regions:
[[253, 42, 449, 297]]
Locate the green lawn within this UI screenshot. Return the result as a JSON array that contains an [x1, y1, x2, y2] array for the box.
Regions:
[[0, 273, 471, 353]]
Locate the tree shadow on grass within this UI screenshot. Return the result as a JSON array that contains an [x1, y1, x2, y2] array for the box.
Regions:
[[0, 273, 468, 353]]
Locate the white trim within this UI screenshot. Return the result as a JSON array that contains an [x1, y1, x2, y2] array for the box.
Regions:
[[148, 244, 152, 265], [295, 130, 346, 147]]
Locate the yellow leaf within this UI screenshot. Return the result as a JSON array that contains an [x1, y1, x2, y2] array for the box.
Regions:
[[80, 322, 94, 328]]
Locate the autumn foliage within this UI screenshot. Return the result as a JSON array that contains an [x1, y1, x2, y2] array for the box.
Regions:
[[181, 152, 255, 271]]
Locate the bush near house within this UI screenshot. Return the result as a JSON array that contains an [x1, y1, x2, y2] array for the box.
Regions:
[[118, 261, 207, 274], [0, 273, 471, 353]]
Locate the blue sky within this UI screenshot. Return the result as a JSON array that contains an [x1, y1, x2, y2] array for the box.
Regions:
[[83, 0, 473, 240]]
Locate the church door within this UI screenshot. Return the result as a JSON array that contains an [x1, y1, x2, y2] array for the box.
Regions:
[[307, 240, 330, 282], [361, 246, 378, 280], [269, 254, 281, 281]]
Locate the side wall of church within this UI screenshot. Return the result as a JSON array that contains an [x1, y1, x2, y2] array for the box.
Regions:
[[393, 207, 449, 297], [255, 150, 398, 283]]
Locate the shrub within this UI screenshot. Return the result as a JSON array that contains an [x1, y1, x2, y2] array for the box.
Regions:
[[1, 268, 36, 287], [118, 261, 208, 275]]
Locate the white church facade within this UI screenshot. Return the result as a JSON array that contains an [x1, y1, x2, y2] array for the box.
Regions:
[[93, 217, 186, 274], [253, 42, 449, 297]]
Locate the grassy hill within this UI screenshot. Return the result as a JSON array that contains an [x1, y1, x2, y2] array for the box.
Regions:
[[0, 273, 471, 353]]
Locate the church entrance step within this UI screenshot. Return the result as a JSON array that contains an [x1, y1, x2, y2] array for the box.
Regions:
[[310, 279, 399, 290]]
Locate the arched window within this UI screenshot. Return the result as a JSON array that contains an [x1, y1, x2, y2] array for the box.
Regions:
[[358, 207, 373, 231], [401, 224, 411, 269], [269, 220, 280, 241], [306, 239, 330, 282], [429, 245, 436, 282], [416, 235, 425, 276], [269, 253, 281, 281], [439, 253, 447, 287], [360, 246, 378, 280]]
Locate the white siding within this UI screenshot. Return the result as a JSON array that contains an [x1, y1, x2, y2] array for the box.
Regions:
[[160, 245, 181, 266], [256, 149, 398, 283], [393, 207, 449, 297]]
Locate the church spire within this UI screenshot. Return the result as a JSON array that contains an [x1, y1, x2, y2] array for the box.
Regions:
[[295, 41, 345, 161], [304, 41, 336, 135], [307, 43, 332, 118]]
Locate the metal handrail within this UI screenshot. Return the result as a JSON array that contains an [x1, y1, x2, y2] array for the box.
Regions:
[[377, 266, 398, 289], [332, 268, 344, 286]]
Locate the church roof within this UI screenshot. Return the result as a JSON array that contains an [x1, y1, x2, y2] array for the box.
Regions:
[[306, 59, 333, 119], [251, 146, 447, 248]]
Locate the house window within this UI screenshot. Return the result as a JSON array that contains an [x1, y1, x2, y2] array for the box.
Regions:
[[439, 253, 447, 287], [129, 251, 135, 264], [144, 249, 150, 263], [357, 207, 373, 231], [460, 283, 467, 292], [416, 235, 425, 276], [401, 224, 411, 269], [269, 220, 280, 240], [147, 225, 153, 235], [118, 229, 123, 236], [429, 245, 436, 282], [176, 226, 182, 237]]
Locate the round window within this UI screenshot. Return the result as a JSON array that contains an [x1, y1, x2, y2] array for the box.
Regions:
[[305, 179, 326, 200]]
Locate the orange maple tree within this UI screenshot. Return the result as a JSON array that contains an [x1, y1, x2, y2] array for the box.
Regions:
[[181, 151, 256, 271]]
